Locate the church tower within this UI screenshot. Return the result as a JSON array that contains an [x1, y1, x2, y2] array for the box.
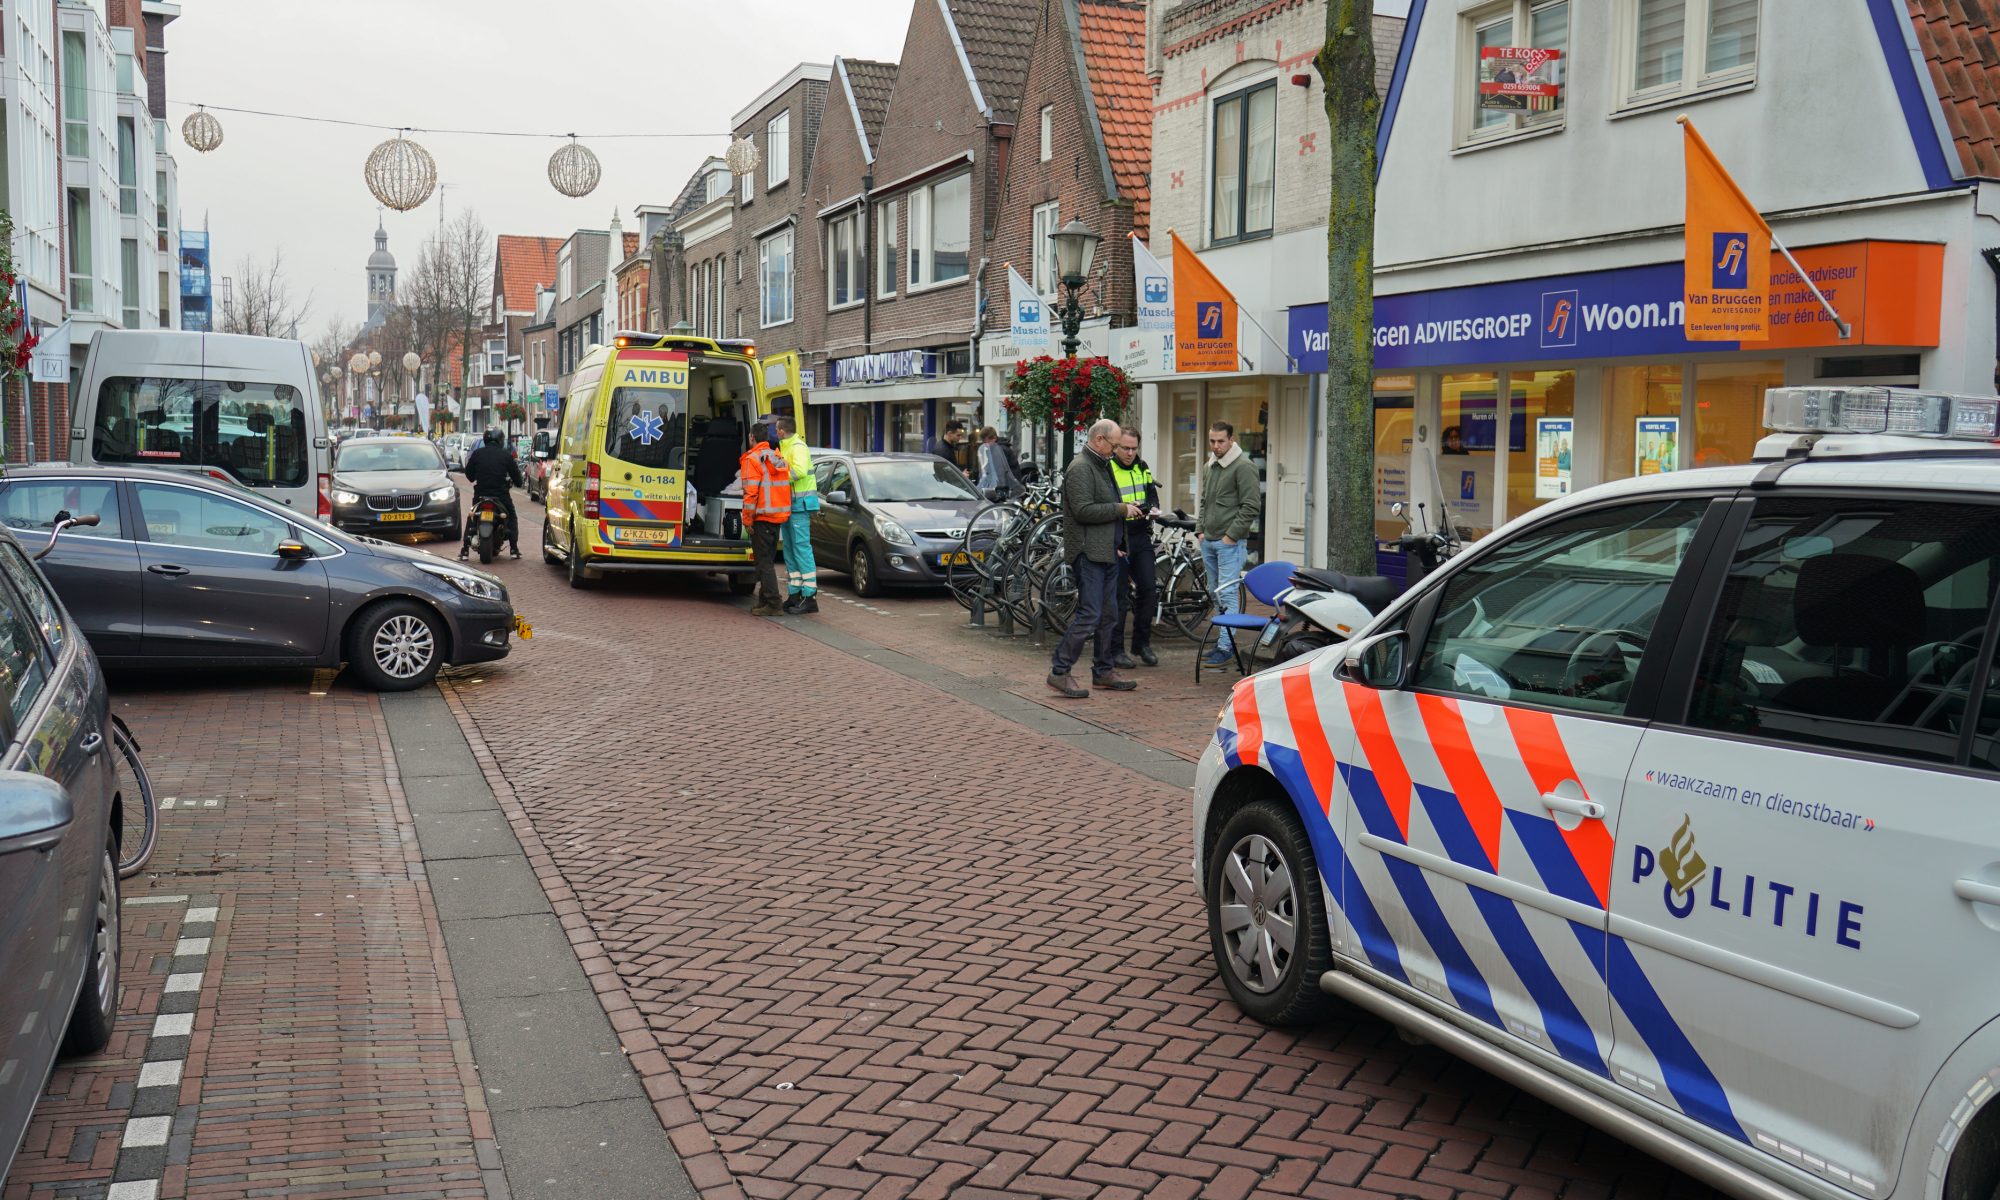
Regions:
[[364, 219, 397, 329]]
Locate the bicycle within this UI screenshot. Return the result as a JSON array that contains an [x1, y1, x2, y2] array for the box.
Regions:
[[1150, 515, 1216, 641], [30, 511, 158, 879]]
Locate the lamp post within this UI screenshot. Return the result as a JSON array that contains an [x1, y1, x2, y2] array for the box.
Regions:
[[348, 352, 370, 427], [403, 351, 422, 432], [1048, 218, 1101, 463]]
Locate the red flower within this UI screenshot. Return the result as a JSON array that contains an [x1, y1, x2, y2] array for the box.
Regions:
[[1014, 361, 1028, 377]]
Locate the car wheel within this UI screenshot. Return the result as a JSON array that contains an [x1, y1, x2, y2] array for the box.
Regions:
[[60, 837, 119, 1057], [851, 543, 883, 598], [542, 515, 561, 565], [1206, 799, 1335, 1026], [567, 523, 595, 589], [347, 599, 444, 691]]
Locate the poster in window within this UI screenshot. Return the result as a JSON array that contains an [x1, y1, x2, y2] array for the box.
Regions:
[[1535, 417, 1574, 499], [1479, 47, 1563, 112], [1635, 416, 1681, 476]]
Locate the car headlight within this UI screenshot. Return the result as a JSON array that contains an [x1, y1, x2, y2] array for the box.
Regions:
[[879, 520, 915, 546], [414, 561, 506, 602], [332, 489, 362, 505], [428, 485, 457, 503]]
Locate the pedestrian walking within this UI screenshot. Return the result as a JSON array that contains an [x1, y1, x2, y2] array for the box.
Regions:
[[1197, 420, 1261, 668], [776, 415, 821, 614], [923, 420, 969, 469], [975, 425, 1020, 499], [739, 419, 793, 617], [1110, 425, 1160, 668], [1047, 418, 1141, 699]]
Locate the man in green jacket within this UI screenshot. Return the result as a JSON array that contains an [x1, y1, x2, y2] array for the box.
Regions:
[[1048, 418, 1142, 699], [1198, 420, 1261, 667]]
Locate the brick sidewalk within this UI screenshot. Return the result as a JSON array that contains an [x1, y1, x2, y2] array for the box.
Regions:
[[431, 497, 1717, 1200], [5, 673, 498, 1200]]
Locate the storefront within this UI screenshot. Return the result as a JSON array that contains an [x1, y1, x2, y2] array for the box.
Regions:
[[806, 345, 982, 455], [1289, 238, 1945, 576], [978, 319, 1113, 477]]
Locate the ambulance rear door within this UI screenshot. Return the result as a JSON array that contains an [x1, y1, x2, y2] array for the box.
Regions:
[[759, 351, 804, 430], [594, 350, 691, 550]]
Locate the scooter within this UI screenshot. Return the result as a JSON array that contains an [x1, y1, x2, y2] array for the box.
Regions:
[[1269, 501, 1460, 662], [465, 497, 511, 565]]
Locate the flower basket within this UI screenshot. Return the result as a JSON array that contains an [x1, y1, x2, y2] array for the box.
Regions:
[[495, 401, 527, 423], [1003, 355, 1130, 433]]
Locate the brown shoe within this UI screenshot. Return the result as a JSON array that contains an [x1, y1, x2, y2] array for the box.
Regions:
[[1092, 670, 1138, 691], [750, 603, 783, 617], [1045, 672, 1088, 699]]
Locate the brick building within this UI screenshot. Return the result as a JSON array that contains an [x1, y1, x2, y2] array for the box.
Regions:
[[671, 159, 734, 339], [726, 62, 832, 370], [549, 227, 636, 402], [485, 234, 561, 429], [806, 0, 1036, 453]]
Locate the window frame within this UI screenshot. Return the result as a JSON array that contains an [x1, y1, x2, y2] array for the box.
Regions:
[[825, 209, 864, 312], [1039, 105, 1053, 162], [759, 227, 795, 329], [877, 198, 899, 298], [766, 110, 791, 189], [1616, 0, 1759, 113], [1031, 201, 1061, 297], [1208, 80, 1278, 248], [130, 480, 301, 559], [1456, 0, 1570, 150], [907, 173, 972, 292]]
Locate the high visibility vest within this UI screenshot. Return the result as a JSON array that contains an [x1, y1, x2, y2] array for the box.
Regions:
[[780, 434, 817, 495], [1110, 461, 1154, 510], [739, 444, 793, 523]]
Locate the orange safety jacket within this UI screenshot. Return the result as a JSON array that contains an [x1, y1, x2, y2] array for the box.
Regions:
[[738, 442, 793, 523]]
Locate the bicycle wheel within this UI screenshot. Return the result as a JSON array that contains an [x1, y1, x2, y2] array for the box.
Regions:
[[110, 716, 157, 879], [946, 529, 1000, 611], [1165, 557, 1216, 642], [1039, 557, 1079, 629]]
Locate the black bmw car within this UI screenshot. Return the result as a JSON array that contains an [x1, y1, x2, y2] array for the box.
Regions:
[[328, 436, 460, 541]]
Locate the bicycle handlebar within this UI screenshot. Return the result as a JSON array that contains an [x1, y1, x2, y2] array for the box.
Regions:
[[29, 512, 99, 561]]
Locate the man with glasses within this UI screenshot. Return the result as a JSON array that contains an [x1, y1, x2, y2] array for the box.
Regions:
[[1110, 425, 1161, 668], [1047, 418, 1143, 699], [1198, 421, 1260, 668]]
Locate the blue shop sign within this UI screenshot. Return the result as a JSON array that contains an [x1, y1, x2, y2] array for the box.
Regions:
[[1289, 259, 1743, 373], [829, 349, 937, 387]]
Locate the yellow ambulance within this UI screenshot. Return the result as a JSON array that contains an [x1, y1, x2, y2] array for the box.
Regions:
[[541, 332, 803, 589]]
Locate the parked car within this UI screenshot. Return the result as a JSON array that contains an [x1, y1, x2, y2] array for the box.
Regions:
[[328, 436, 459, 542], [0, 522, 122, 1178], [523, 429, 556, 503], [807, 451, 985, 597], [0, 465, 521, 690], [439, 433, 470, 469], [69, 329, 331, 521]]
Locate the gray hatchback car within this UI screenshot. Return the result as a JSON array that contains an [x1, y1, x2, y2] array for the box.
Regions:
[[0, 466, 521, 690], [808, 452, 987, 596]]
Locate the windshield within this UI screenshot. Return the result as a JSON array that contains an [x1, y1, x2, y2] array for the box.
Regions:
[[93, 376, 310, 487], [337, 441, 444, 472], [857, 459, 979, 503]]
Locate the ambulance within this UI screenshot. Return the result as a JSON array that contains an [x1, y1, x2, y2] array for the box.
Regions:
[[1197, 386, 2000, 1200], [541, 332, 802, 588]]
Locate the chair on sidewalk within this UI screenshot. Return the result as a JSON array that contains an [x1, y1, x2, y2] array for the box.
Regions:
[[1195, 559, 1296, 683]]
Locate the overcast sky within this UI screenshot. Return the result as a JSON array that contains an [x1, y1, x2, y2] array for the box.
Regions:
[[169, 0, 1412, 338]]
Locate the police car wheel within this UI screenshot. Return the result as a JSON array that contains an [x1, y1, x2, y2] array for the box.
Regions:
[[1207, 800, 1334, 1026]]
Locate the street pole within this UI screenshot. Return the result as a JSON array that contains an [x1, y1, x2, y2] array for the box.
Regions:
[[1057, 275, 1084, 467]]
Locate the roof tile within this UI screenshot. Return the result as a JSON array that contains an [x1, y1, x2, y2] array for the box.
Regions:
[[1909, 0, 2000, 178], [945, 0, 1040, 124], [494, 235, 562, 314], [843, 58, 899, 147], [1078, 0, 1152, 235]]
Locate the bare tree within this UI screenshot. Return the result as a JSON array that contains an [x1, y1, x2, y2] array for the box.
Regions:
[[397, 211, 491, 409], [219, 250, 314, 339], [441, 210, 493, 397]]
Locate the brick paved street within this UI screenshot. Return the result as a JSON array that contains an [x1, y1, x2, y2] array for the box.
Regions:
[[425, 490, 1718, 1200]]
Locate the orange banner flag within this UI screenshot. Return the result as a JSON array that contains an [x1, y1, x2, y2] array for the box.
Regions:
[[1681, 117, 1773, 341], [1169, 230, 1238, 373]]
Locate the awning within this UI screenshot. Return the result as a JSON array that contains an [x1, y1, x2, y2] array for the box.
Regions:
[[806, 377, 983, 407]]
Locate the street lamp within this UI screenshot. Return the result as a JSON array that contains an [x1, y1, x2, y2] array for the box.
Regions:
[[1050, 219, 1101, 359]]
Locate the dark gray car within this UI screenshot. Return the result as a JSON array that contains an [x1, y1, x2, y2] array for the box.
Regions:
[[0, 523, 120, 1177], [328, 436, 460, 541], [808, 452, 986, 596], [0, 466, 520, 690]]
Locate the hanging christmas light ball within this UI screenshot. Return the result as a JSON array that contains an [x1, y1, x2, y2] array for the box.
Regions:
[[725, 136, 761, 178], [365, 133, 437, 212], [182, 106, 224, 153], [548, 137, 602, 199]]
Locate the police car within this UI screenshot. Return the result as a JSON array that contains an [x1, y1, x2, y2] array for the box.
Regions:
[[1196, 386, 2000, 1200]]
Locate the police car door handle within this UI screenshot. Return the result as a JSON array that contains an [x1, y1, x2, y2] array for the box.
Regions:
[[1541, 792, 1605, 821], [1952, 879, 2000, 908]]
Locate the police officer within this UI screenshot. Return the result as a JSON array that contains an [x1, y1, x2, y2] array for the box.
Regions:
[[1110, 424, 1160, 668], [459, 427, 525, 560]]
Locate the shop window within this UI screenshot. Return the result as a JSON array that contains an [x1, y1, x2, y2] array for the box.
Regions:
[[1169, 387, 1201, 514], [1462, 0, 1567, 146], [1605, 364, 1684, 484], [1206, 379, 1269, 558], [1373, 393, 1414, 553], [1694, 359, 1782, 468], [1623, 0, 1758, 109], [1440, 372, 1501, 541], [1506, 369, 1576, 520], [1210, 82, 1276, 246]]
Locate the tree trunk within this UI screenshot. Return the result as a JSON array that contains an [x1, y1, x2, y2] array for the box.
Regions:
[[1315, 1, 1378, 577]]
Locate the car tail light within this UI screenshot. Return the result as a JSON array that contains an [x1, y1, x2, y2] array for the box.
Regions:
[[584, 460, 600, 520], [317, 473, 332, 519]]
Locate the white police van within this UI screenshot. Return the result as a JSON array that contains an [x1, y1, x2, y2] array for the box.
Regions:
[[1196, 386, 2000, 1200]]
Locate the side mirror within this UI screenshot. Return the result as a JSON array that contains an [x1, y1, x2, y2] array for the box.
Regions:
[[1343, 630, 1407, 690], [825, 489, 851, 507], [0, 771, 74, 856], [275, 541, 314, 560]]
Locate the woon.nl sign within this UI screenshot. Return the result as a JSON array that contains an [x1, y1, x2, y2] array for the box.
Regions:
[[1290, 261, 1710, 373]]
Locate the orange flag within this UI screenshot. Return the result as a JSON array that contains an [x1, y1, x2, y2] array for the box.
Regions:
[[1169, 230, 1238, 372], [1681, 117, 1772, 341]]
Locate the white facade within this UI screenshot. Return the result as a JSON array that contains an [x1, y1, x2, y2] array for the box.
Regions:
[[4, 0, 66, 326], [680, 181, 734, 339], [58, 0, 121, 356]]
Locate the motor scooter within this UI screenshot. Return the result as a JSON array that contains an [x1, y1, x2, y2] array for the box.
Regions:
[[465, 496, 512, 565], [1269, 499, 1460, 662]]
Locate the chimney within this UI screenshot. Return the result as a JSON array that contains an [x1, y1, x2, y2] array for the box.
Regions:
[[603, 210, 623, 339]]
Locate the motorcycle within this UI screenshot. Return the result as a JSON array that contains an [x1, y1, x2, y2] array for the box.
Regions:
[[1270, 499, 1461, 662], [466, 496, 511, 564]]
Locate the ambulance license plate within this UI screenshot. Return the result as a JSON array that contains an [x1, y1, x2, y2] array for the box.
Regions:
[[619, 527, 675, 543], [379, 512, 415, 522]]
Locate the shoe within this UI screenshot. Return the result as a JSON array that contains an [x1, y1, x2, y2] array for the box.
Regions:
[[1112, 651, 1136, 670], [1202, 648, 1234, 668], [782, 595, 803, 614], [750, 603, 783, 617], [1045, 672, 1088, 699], [1092, 671, 1138, 691], [457, 551, 470, 562], [793, 596, 819, 614], [1137, 647, 1159, 667], [510, 547, 522, 559]]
